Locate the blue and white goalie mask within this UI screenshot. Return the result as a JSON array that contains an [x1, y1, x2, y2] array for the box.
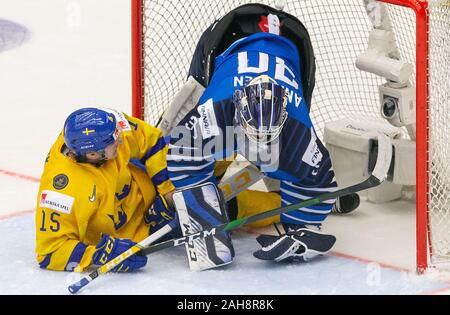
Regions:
[[234, 75, 288, 144]]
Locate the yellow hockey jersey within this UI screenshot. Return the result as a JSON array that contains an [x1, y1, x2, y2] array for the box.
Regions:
[[35, 110, 174, 272]]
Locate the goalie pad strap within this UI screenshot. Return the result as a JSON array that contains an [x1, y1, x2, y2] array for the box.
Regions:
[[158, 76, 205, 135]]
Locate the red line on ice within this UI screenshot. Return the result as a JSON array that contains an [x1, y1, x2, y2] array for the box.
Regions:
[[0, 208, 35, 221], [239, 226, 450, 293], [0, 168, 40, 183], [329, 251, 411, 273], [239, 226, 412, 272], [420, 285, 450, 295]]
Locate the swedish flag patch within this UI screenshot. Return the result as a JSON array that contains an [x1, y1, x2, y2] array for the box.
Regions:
[[53, 174, 69, 190]]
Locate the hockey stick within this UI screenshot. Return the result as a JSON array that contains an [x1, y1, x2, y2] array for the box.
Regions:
[[68, 163, 264, 294], [69, 134, 391, 294], [67, 221, 176, 294], [140, 133, 392, 250]]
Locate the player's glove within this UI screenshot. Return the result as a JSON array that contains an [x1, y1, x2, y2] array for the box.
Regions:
[[92, 234, 147, 273], [253, 223, 336, 263], [144, 194, 181, 241], [144, 194, 176, 233]]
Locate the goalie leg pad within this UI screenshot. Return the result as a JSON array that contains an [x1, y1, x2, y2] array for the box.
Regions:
[[174, 182, 235, 271]]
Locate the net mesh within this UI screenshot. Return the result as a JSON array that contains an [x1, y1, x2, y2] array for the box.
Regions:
[[138, 0, 450, 267], [140, 0, 417, 134], [428, 0, 450, 266]]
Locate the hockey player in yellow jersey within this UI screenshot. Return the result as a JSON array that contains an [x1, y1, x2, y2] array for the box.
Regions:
[[36, 108, 175, 272]]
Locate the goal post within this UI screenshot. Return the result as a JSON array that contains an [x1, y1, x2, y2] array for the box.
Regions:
[[131, 0, 144, 122], [131, 0, 450, 273], [409, 0, 429, 274]]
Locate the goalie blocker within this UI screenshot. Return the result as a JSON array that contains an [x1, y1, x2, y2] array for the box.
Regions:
[[174, 182, 235, 271]]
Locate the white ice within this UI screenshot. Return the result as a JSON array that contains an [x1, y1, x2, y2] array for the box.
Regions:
[[0, 0, 449, 295], [1, 215, 449, 295]]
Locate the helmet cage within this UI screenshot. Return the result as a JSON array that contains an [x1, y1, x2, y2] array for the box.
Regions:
[[234, 81, 288, 144]]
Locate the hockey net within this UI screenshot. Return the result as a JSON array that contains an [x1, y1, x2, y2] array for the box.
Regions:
[[132, 0, 450, 272]]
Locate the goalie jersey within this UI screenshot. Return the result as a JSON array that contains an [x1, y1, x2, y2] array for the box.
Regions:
[[168, 32, 338, 226], [36, 111, 174, 272]]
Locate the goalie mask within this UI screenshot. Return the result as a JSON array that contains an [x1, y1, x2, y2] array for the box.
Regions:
[[234, 75, 288, 144]]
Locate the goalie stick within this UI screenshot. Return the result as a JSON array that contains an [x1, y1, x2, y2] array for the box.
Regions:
[[142, 133, 391, 253], [68, 133, 391, 294]]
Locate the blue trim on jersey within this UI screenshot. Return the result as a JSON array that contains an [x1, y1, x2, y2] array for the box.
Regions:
[[263, 170, 300, 183], [168, 162, 215, 176], [152, 168, 170, 186], [127, 120, 139, 131], [164, 136, 171, 144], [301, 169, 336, 188], [302, 203, 333, 211], [39, 253, 52, 269], [168, 159, 214, 169], [65, 242, 88, 272], [281, 200, 333, 214], [130, 158, 147, 173], [281, 188, 335, 204], [141, 137, 168, 164], [281, 207, 331, 219], [280, 211, 328, 225], [282, 185, 315, 197], [282, 182, 336, 198], [282, 194, 333, 212], [171, 173, 216, 189]]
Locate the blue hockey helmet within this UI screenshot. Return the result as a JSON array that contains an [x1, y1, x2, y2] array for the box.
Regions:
[[63, 108, 119, 157]]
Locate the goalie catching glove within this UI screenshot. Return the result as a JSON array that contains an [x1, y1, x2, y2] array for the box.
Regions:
[[253, 223, 336, 262]]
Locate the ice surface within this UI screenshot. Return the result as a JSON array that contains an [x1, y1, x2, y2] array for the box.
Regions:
[[0, 215, 449, 295]]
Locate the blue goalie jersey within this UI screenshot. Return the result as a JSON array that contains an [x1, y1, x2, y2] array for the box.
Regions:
[[168, 32, 338, 226]]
